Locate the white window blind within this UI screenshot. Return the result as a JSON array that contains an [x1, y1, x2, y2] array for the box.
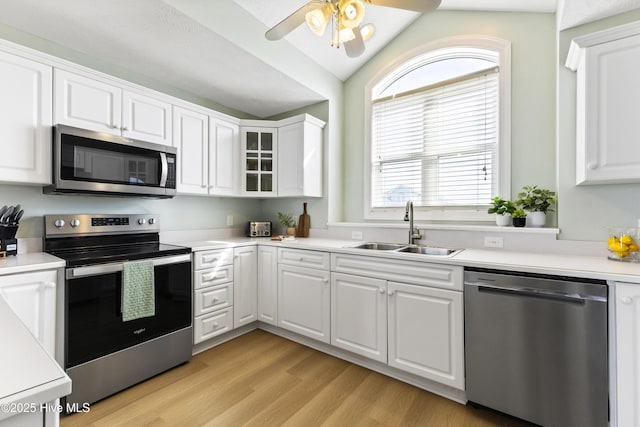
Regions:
[[371, 67, 499, 209]]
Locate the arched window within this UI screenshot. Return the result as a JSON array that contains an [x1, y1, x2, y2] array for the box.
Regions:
[[364, 37, 511, 221]]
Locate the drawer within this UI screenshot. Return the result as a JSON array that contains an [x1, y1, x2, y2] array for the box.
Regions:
[[194, 264, 233, 289], [194, 248, 233, 270], [194, 307, 234, 344], [194, 283, 233, 316], [278, 248, 330, 270], [331, 253, 463, 291]]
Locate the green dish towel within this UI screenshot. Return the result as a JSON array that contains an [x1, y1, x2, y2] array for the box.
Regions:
[[121, 260, 155, 322]]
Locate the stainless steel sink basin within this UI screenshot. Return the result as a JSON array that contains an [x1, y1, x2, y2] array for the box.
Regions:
[[345, 242, 462, 256], [398, 245, 462, 256], [348, 242, 407, 250]]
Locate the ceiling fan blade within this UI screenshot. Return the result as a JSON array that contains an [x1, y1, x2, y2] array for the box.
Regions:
[[344, 27, 365, 58], [366, 0, 441, 12], [265, 0, 325, 41]]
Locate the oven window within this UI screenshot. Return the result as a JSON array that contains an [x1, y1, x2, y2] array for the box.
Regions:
[[61, 134, 160, 186], [66, 261, 191, 368]]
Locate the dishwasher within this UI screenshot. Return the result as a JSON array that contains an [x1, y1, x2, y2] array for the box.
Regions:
[[464, 268, 608, 427]]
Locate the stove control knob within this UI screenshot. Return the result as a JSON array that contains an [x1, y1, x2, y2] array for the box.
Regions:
[[70, 219, 81, 228], [148, 218, 156, 225], [138, 218, 146, 225], [54, 219, 65, 228]]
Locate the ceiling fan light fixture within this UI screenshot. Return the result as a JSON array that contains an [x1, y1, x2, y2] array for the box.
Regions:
[[338, 0, 365, 29], [305, 3, 334, 36], [360, 23, 375, 41]]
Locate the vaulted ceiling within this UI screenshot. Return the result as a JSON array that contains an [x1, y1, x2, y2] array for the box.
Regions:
[[0, 0, 637, 117]]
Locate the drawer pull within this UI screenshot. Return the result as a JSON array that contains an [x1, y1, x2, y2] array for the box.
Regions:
[[202, 256, 218, 263], [202, 272, 217, 281]]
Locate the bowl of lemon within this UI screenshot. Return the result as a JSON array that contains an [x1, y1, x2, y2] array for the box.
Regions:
[[607, 228, 640, 262]]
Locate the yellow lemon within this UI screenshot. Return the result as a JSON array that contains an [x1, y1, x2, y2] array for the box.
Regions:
[[630, 243, 640, 252], [609, 236, 620, 246], [621, 235, 635, 245]]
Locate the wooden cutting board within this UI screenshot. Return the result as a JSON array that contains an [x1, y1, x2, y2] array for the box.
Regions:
[[298, 202, 310, 237]]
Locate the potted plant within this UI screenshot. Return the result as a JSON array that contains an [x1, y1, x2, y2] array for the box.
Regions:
[[277, 212, 296, 237], [515, 185, 557, 227], [512, 209, 527, 227], [488, 196, 516, 226]]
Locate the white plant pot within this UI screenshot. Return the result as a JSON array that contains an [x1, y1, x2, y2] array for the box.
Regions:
[[527, 211, 546, 227], [495, 214, 511, 227]]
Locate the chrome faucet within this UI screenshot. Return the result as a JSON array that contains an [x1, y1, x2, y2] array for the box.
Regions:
[[404, 200, 421, 245]]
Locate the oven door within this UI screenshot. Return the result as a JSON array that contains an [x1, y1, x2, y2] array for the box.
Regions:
[[65, 254, 191, 368]]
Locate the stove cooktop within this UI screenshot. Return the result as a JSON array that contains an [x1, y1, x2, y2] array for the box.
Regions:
[[48, 242, 191, 268]]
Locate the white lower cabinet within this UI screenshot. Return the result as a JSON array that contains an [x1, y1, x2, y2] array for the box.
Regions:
[[387, 281, 464, 389], [233, 246, 257, 328], [257, 246, 278, 325], [331, 272, 387, 363], [0, 269, 57, 355], [278, 249, 331, 343], [193, 248, 234, 344], [615, 282, 640, 426]]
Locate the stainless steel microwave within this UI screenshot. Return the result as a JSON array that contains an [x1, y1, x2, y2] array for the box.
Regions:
[[44, 125, 177, 198]]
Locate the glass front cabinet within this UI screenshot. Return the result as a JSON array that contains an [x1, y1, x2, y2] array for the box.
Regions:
[[241, 126, 277, 196]]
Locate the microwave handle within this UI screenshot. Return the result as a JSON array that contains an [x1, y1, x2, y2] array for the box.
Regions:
[[159, 152, 168, 187], [66, 254, 191, 279]]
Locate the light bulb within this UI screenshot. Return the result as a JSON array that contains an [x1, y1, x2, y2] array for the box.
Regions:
[[361, 23, 375, 41], [305, 3, 334, 36]]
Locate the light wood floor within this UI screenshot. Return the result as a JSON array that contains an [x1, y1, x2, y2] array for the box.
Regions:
[[61, 330, 532, 427]]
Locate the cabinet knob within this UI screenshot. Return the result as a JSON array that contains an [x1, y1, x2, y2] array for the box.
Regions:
[[121, 127, 128, 131], [323, 279, 329, 284], [379, 288, 386, 294], [621, 296, 633, 304], [110, 124, 118, 129], [213, 322, 219, 328], [587, 162, 598, 170], [212, 297, 218, 303], [45, 282, 56, 289], [388, 290, 395, 296]]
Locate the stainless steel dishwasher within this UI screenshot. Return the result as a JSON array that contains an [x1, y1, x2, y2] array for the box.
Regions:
[[464, 268, 608, 427]]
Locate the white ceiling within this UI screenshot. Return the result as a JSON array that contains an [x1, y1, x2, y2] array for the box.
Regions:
[[0, 0, 636, 117]]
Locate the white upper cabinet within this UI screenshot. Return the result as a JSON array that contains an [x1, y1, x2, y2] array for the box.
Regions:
[[173, 106, 239, 196], [567, 21, 640, 185], [209, 117, 239, 196], [0, 50, 52, 184], [240, 125, 278, 197], [278, 114, 325, 197], [55, 69, 172, 145], [173, 106, 209, 195]]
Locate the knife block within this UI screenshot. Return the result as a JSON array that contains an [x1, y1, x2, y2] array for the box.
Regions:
[[0, 225, 18, 256]]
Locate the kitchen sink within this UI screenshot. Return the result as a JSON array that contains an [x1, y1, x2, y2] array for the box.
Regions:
[[348, 242, 408, 250], [397, 245, 462, 256], [345, 242, 462, 257]]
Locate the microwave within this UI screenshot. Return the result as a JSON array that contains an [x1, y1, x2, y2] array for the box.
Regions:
[[44, 125, 177, 198]]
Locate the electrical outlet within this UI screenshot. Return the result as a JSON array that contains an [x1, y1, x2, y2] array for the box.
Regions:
[[226, 215, 233, 226], [484, 236, 503, 248], [351, 231, 363, 240]]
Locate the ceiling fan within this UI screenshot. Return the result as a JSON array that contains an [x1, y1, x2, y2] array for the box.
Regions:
[[265, 0, 442, 58]]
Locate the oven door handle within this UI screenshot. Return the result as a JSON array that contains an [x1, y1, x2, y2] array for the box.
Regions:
[[66, 254, 191, 279]]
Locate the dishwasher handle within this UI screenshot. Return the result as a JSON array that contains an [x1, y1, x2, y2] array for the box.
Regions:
[[466, 281, 607, 303]]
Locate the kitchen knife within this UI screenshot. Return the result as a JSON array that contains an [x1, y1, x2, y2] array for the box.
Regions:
[[12, 209, 23, 224], [2, 206, 13, 224]]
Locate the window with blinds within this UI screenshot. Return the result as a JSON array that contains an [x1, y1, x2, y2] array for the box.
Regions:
[[370, 61, 499, 210]]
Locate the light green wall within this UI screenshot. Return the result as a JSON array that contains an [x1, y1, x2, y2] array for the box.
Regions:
[[558, 10, 640, 241], [342, 11, 557, 224]]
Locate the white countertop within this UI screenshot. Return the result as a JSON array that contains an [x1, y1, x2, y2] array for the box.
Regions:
[[0, 252, 64, 276], [175, 237, 640, 284], [0, 296, 70, 421]]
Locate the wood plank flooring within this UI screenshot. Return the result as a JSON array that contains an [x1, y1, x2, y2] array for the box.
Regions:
[[61, 330, 532, 427]]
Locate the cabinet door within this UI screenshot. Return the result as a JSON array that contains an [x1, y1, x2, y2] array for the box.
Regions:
[[331, 272, 387, 363], [233, 246, 257, 328], [0, 270, 57, 355], [615, 282, 640, 426], [387, 281, 464, 389], [54, 69, 121, 134], [241, 126, 277, 197], [574, 33, 640, 184], [257, 246, 278, 325], [122, 91, 172, 145], [278, 264, 330, 343], [278, 120, 323, 197], [0, 51, 52, 184], [209, 118, 239, 196], [173, 106, 209, 195]]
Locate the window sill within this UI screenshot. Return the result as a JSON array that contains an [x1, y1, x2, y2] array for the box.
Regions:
[[328, 221, 560, 236]]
